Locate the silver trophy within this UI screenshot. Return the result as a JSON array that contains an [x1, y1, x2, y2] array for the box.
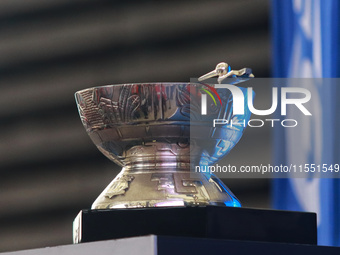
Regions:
[[75, 62, 254, 209]]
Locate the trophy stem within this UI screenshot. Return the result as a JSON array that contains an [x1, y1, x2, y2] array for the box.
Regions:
[[92, 145, 241, 209]]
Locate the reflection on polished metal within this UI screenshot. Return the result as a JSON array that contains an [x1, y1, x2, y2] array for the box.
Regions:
[[75, 65, 254, 209], [198, 62, 254, 84]]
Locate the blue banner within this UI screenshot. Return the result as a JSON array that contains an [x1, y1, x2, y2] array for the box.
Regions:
[[272, 0, 340, 246]]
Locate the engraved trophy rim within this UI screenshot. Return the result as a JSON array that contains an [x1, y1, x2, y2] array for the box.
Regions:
[[75, 82, 200, 95]]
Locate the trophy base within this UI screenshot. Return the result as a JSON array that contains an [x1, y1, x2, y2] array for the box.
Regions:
[[73, 206, 317, 245], [91, 169, 241, 209]]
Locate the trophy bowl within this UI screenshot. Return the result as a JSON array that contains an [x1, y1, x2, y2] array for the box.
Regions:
[[75, 82, 253, 209]]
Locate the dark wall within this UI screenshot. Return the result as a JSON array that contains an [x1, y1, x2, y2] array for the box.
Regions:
[[0, 0, 271, 252]]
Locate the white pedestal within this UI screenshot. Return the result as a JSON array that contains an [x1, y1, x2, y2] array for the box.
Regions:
[[1, 236, 156, 255], [2, 235, 340, 255]]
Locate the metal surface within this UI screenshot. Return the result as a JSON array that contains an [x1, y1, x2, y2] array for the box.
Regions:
[[75, 81, 253, 209]]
